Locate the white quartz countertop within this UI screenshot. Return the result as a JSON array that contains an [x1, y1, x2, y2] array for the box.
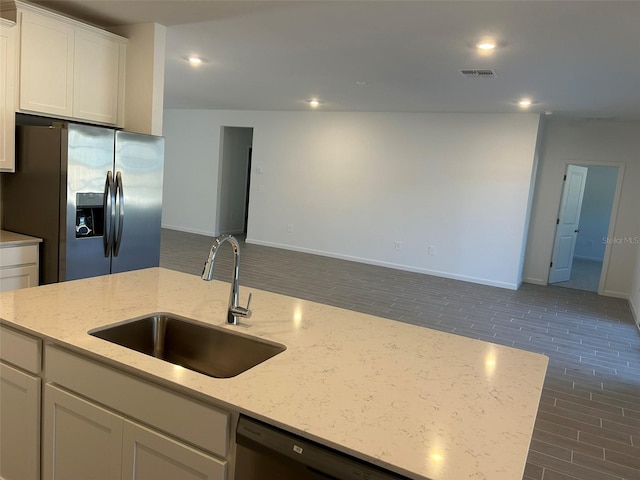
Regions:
[[0, 230, 42, 246], [0, 268, 548, 480]]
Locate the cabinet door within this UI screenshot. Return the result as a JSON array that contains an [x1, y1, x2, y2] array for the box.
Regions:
[[42, 384, 123, 480], [0, 362, 40, 480], [73, 28, 124, 124], [0, 264, 39, 291], [19, 10, 74, 117], [0, 20, 16, 172], [0, 243, 39, 291], [122, 421, 227, 480]]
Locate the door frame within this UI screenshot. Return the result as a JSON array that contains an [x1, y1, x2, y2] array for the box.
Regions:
[[243, 146, 253, 234], [553, 161, 625, 295], [216, 126, 254, 236]]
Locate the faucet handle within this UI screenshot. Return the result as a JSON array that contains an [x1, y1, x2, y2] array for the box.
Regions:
[[246, 293, 252, 311], [230, 293, 252, 320]]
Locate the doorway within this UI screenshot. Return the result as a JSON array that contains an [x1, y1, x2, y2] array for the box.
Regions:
[[549, 164, 620, 293], [217, 127, 254, 236]]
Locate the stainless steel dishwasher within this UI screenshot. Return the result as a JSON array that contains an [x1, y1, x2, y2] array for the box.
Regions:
[[235, 415, 412, 480]]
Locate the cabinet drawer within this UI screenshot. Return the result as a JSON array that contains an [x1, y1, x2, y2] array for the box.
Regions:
[[0, 244, 38, 267], [0, 325, 42, 374], [45, 346, 230, 458]]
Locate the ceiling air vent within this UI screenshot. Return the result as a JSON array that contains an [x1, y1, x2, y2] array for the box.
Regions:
[[459, 69, 496, 78]]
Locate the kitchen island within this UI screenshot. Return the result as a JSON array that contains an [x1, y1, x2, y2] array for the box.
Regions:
[[0, 268, 548, 480]]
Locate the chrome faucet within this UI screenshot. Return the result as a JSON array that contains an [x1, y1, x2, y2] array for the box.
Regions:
[[202, 235, 252, 325]]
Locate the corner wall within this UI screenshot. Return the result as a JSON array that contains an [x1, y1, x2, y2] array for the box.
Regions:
[[161, 110, 219, 235], [111, 23, 166, 135], [163, 109, 540, 289], [523, 118, 640, 297]]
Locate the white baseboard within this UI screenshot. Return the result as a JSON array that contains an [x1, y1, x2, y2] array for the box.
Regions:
[[245, 238, 520, 290], [523, 277, 547, 286], [161, 224, 215, 237], [601, 289, 629, 300]]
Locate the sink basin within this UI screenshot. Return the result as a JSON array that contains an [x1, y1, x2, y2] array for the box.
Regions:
[[89, 313, 286, 378]]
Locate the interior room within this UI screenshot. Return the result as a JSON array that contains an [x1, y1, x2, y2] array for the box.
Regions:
[[0, 2, 639, 480]]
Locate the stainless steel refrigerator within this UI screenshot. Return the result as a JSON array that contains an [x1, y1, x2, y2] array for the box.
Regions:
[[1, 122, 164, 284]]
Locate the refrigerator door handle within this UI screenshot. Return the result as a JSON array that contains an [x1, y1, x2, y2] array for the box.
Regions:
[[103, 171, 116, 257], [114, 171, 125, 257]]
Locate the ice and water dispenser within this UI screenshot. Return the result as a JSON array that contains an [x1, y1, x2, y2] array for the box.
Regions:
[[75, 193, 105, 238]]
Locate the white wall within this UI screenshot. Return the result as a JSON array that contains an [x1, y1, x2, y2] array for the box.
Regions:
[[524, 118, 640, 298], [161, 110, 220, 235], [163, 109, 540, 289], [218, 127, 253, 234], [111, 23, 166, 135], [574, 166, 618, 261], [630, 245, 640, 328]]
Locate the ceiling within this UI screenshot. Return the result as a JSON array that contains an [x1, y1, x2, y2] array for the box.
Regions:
[[28, 1, 640, 120]]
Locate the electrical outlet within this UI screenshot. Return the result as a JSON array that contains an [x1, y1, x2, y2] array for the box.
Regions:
[[395, 241, 402, 250], [428, 245, 436, 255], [287, 224, 293, 233]]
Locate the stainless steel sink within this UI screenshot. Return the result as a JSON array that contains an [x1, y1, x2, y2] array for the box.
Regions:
[[89, 313, 286, 378]]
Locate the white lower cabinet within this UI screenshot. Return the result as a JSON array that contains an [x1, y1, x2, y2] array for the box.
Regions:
[[0, 264, 39, 291], [0, 241, 40, 292], [0, 362, 40, 480], [43, 385, 123, 480], [122, 421, 226, 480], [43, 346, 229, 480], [43, 384, 227, 480]]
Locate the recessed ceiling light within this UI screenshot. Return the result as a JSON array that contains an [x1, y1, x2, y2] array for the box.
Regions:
[[517, 98, 533, 107], [475, 37, 498, 53], [188, 56, 203, 66], [477, 41, 496, 50], [355, 81, 367, 86], [309, 99, 320, 108]]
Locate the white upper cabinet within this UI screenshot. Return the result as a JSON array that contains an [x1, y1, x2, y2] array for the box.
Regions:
[[19, 10, 74, 118], [16, 4, 126, 126], [73, 28, 125, 124], [0, 19, 17, 172]]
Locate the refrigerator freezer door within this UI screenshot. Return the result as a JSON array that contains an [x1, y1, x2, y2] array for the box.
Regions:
[[111, 131, 164, 274], [64, 124, 115, 281]]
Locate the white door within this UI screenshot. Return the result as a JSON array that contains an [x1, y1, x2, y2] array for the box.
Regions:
[[549, 165, 589, 283]]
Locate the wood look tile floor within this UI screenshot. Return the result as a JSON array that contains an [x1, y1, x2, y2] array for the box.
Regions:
[[160, 229, 640, 480]]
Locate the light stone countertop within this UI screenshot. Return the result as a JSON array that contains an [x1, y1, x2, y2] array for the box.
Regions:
[[0, 267, 548, 480], [0, 230, 43, 246]]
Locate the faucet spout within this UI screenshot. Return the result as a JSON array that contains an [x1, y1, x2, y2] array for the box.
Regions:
[[202, 235, 252, 324]]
